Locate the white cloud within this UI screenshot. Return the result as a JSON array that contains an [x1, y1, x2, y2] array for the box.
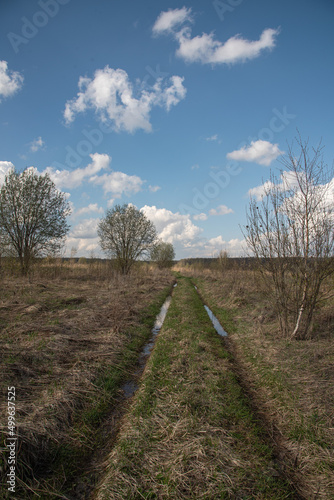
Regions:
[[205, 134, 221, 143], [0, 61, 23, 101], [176, 28, 279, 65], [65, 236, 100, 257], [30, 136, 45, 153], [227, 140, 283, 166], [152, 7, 192, 35], [193, 213, 208, 221], [141, 205, 202, 244], [180, 235, 246, 258], [69, 218, 100, 239], [209, 204, 234, 216], [152, 9, 279, 66], [248, 180, 275, 201], [43, 153, 110, 189], [64, 66, 186, 132], [75, 203, 104, 217], [90, 171, 144, 197], [0, 161, 15, 184], [149, 185, 161, 193]]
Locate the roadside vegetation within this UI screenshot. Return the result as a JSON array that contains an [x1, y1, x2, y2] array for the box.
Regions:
[[176, 260, 334, 499]]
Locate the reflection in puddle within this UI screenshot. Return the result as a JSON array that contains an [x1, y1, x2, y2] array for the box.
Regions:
[[121, 294, 173, 398], [193, 284, 227, 337], [204, 305, 228, 337]]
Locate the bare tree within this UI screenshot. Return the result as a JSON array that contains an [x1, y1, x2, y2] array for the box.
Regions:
[[243, 136, 334, 339], [98, 204, 157, 274], [0, 168, 71, 275], [150, 240, 175, 268]]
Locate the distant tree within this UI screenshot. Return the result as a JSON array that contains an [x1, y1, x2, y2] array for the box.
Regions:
[[70, 246, 78, 259], [150, 240, 175, 268], [242, 135, 334, 339], [98, 204, 157, 274], [217, 250, 229, 272], [0, 168, 71, 275]]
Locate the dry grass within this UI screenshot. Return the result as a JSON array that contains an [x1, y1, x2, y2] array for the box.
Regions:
[[0, 260, 174, 498], [183, 264, 334, 499]]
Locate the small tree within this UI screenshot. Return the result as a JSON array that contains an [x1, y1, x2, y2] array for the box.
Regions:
[[243, 136, 334, 339], [98, 204, 157, 274], [150, 240, 175, 268], [217, 249, 229, 272], [0, 168, 71, 275]]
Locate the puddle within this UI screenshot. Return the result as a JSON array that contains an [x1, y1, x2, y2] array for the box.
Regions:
[[122, 380, 138, 398], [204, 305, 228, 337], [193, 284, 227, 337], [121, 294, 172, 397]]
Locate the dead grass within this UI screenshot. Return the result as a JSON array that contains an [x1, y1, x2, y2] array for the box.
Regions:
[[0, 260, 174, 498], [185, 265, 334, 499]]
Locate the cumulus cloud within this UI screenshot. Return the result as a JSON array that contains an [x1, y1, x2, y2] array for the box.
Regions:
[[0, 61, 23, 101], [181, 235, 246, 258], [149, 185, 161, 193], [75, 203, 104, 217], [64, 66, 186, 132], [153, 10, 279, 66], [176, 27, 279, 65], [193, 213, 208, 221], [209, 204, 234, 216], [248, 171, 334, 211], [227, 140, 283, 166], [29, 136, 45, 153], [65, 226, 101, 257], [69, 218, 100, 239], [43, 153, 110, 189], [141, 205, 202, 244], [248, 180, 275, 200], [152, 7, 192, 35], [0, 161, 15, 184], [90, 171, 144, 197]]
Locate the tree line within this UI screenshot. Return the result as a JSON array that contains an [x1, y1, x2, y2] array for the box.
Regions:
[[0, 169, 174, 276]]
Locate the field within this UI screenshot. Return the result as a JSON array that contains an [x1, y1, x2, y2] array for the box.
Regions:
[[0, 259, 333, 499], [0, 260, 174, 498]]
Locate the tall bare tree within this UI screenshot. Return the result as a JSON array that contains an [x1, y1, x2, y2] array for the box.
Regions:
[[0, 168, 71, 275], [98, 204, 157, 274], [243, 136, 334, 339]]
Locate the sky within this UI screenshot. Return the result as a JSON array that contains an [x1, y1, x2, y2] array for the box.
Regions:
[[0, 0, 333, 259]]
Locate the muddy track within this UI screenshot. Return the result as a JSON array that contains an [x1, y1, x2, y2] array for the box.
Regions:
[[223, 335, 307, 499], [191, 280, 307, 499], [62, 289, 175, 499]]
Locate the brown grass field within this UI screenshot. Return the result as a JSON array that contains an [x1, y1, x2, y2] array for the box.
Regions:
[[0, 260, 174, 498], [0, 258, 333, 499]]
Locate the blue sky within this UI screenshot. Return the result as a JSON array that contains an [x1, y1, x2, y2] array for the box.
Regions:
[[1, 0, 333, 258]]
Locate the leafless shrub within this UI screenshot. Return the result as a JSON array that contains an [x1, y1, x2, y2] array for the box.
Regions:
[[242, 135, 334, 339]]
